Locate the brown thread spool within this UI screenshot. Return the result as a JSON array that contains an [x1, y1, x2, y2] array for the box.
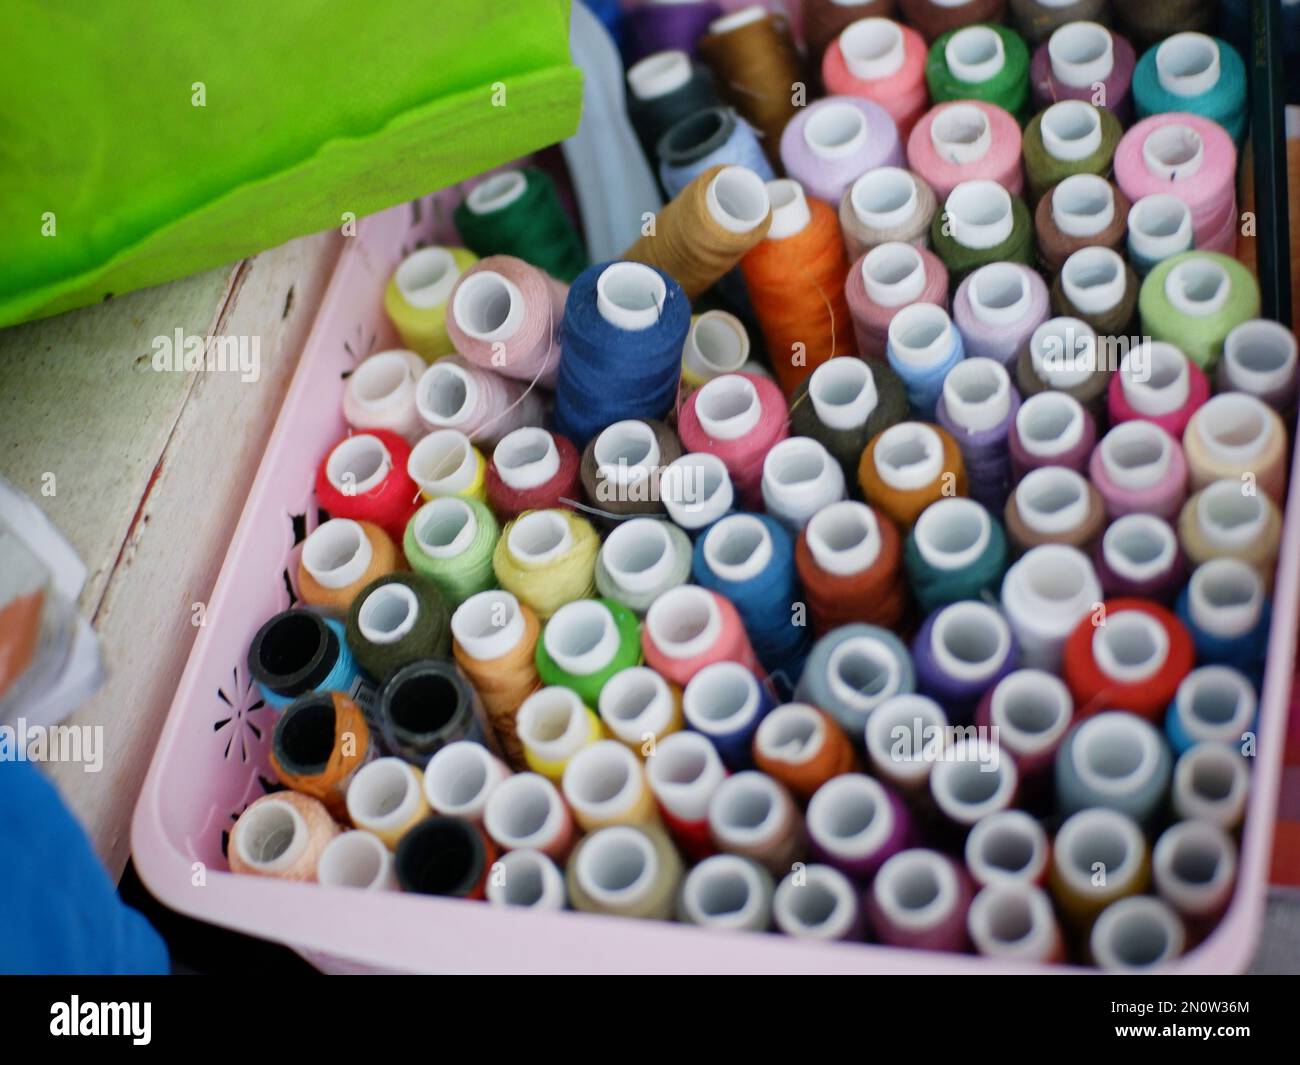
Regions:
[[579, 418, 683, 523], [1034, 175, 1130, 274], [1015, 317, 1113, 425], [795, 499, 909, 633], [297, 519, 402, 614], [697, 8, 802, 167], [857, 421, 968, 530], [1177, 479, 1283, 590], [270, 691, 373, 820], [1048, 247, 1139, 340], [804, 0, 898, 76], [898, 0, 1007, 43], [1009, 0, 1112, 45], [622, 164, 772, 301], [1004, 465, 1107, 554], [839, 167, 939, 260], [1113, 0, 1217, 54], [752, 703, 860, 802]]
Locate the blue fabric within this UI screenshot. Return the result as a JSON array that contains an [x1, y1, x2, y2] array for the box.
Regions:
[[0, 758, 167, 974]]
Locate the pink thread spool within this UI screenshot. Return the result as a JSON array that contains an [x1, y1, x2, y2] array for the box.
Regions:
[[907, 101, 1024, 200], [1029, 21, 1136, 121], [867, 849, 973, 952], [343, 349, 427, 442], [415, 355, 545, 446], [678, 372, 789, 509], [780, 95, 904, 205], [953, 262, 1051, 370], [642, 585, 765, 689], [1107, 340, 1209, 438], [1088, 420, 1189, 521], [821, 18, 930, 140], [845, 242, 950, 358]]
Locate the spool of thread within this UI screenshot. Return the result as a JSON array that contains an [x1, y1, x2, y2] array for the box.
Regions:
[[1022, 101, 1124, 204], [413, 356, 544, 447], [492, 508, 599, 621], [904, 496, 1008, 611], [642, 584, 764, 687], [626, 13, 718, 63], [482, 771, 576, 860], [407, 429, 488, 505], [1010, 0, 1111, 45], [678, 645, 777, 769], [270, 691, 371, 820], [807, 772, 913, 881], [1140, 252, 1261, 372], [1034, 176, 1130, 275], [840, 167, 939, 259], [626, 50, 722, 167], [900, 0, 1007, 41], [445, 255, 566, 389], [316, 430, 419, 543], [934, 356, 1020, 512], [660, 452, 736, 532], [1114, 0, 1219, 53], [297, 519, 400, 614], [1015, 315, 1110, 423], [1004, 465, 1106, 553], [909, 103, 1025, 200], [1056, 709, 1172, 824], [395, 816, 496, 899], [344, 572, 451, 683], [1000, 543, 1103, 670], [752, 702, 858, 801], [1107, 339, 1208, 439], [580, 418, 683, 523], [535, 597, 643, 707], [742, 181, 855, 395], [761, 437, 847, 531], [773, 864, 865, 941], [1171, 741, 1249, 831], [345, 757, 431, 850], [822, 19, 930, 139], [1176, 478, 1283, 586], [964, 808, 1051, 885], [693, 512, 811, 682], [795, 624, 916, 737], [646, 730, 727, 860], [1152, 819, 1238, 933], [453, 168, 586, 282], [377, 658, 486, 767], [484, 848, 566, 911], [1132, 34, 1248, 144], [1089, 421, 1188, 521], [383, 246, 478, 361], [913, 600, 1017, 722], [1007, 390, 1096, 479], [1165, 664, 1256, 756], [697, 7, 802, 166], [561, 739, 660, 831], [1126, 193, 1196, 276], [952, 263, 1050, 371], [554, 261, 689, 447], [1062, 597, 1194, 720], [865, 693, 949, 793], [930, 736, 1020, 838], [677, 854, 774, 931], [678, 372, 790, 509], [867, 849, 972, 952], [1114, 116, 1238, 251], [858, 420, 968, 530], [1090, 896, 1186, 969], [1050, 807, 1150, 926], [227, 791, 338, 880], [316, 830, 399, 892], [595, 517, 693, 614], [486, 428, 581, 521], [657, 105, 774, 199], [1182, 392, 1288, 504], [1029, 22, 1136, 121], [846, 241, 950, 360], [567, 824, 683, 920], [515, 685, 604, 781], [247, 610, 359, 710], [779, 97, 903, 205], [803, 0, 900, 74], [451, 589, 540, 767], [788, 356, 909, 485], [1219, 319, 1300, 414], [403, 496, 499, 611], [423, 740, 508, 823], [931, 181, 1034, 285], [597, 665, 683, 751], [926, 24, 1032, 119], [797, 500, 909, 632], [707, 770, 805, 877], [1093, 512, 1186, 602], [681, 309, 753, 390], [1175, 558, 1270, 676], [1050, 246, 1139, 339], [967, 883, 1065, 962], [343, 349, 427, 441]]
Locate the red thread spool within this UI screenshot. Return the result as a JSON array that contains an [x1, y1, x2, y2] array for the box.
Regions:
[[1062, 598, 1194, 722], [485, 426, 581, 520], [795, 500, 909, 634], [678, 372, 789, 510], [315, 429, 419, 542]]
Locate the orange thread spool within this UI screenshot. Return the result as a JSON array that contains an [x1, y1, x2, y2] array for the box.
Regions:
[[270, 691, 373, 820], [752, 703, 859, 802], [858, 422, 968, 529], [297, 519, 402, 614]]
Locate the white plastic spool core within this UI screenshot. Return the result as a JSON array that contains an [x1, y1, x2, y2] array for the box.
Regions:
[[483, 773, 568, 850], [417, 360, 479, 430], [1197, 481, 1267, 548], [945, 180, 1013, 249], [1048, 21, 1114, 88], [1072, 712, 1164, 802], [347, 758, 422, 835], [466, 171, 528, 215], [762, 437, 843, 521], [873, 850, 959, 931], [450, 589, 524, 661], [1091, 897, 1185, 970], [596, 262, 667, 331], [1173, 742, 1249, 827], [694, 373, 762, 439], [493, 427, 560, 490], [930, 601, 1012, 684], [913, 497, 991, 571], [930, 738, 1017, 825], [349, 350, 419, 409], [825, 636, 905, 718], [234, 799, 308, 873], [1052, 174, 1115, 238], [1092, 611, 1169, 683], [451, 269, 524, 341], [563, 742, 644, 824], [1015, 466, 1091, 535], [408, 429, 477, 497], [301, 519, 373, 590], [945, 26, 1006, 84], [1127, 195, 1194, 263], [942, 357, 1012, 432], [1143, 124, 1205, 182], [1102, 513, 1178, 583], [424, 741, 504, 818], [968, 262, 1032, 326], [887, 302, 955, 367], [873, 421, 944, 491], [839, 18, 906, 81], [1187, 558, 1263, 639], [808, 357, 878, 430], [754, 703, 827, 766], [862, 242, 927, 307], [317, 831, 395, 890], [965, 809, 1050, 884], [803, 102, 869, 161], [681, 854, 770, 929], [1040, 100, 1103, 161], [1012, 544, 1096, 613], [709, 772, 786, 849], [850, 167, 918, 231], [702, 513, 773, 581], [486, 849, 565, 910], [807, 774, 894, 862], [684, 311, 751, 380], [1030, 316, 1096, 388], [1194, 392, 1271, 465], [594, 419, 660, 488], [516, 687, 590, 766], [766, 179, 813, 240], [507, 509, 574, 565], [806, 500, 882, 576], [1222, 319, 1298, 397], [684, 661, 762, 737], [395, 247, 460, 309], [866, 694, 948, 785], [710, 4, 766, 33], [774, 865, 859, 939], [575, 827, 658, 909], [326, 434, 390, 497], [1119, 341, 1190, 416], [357, 582, 419, 645], [626, 49, 691, 100], [1099, 421, 1172, 490], [1014, 392, 1085, 457], [1155, 33, 1221, 98], [1165, 257, 1231, 317], [645, 585, 722, 660], [1175, 665, 1256, 744], [598, 667, 676, 745], [645, 731, 726, 822], [542, 599, 621, 676], [1061, 246, 1126, 315], [601, 519, 678, 596], [661, 452, 733, 528], [1053, 807, 1143, 897], [967, 884, 1058, 959], [931, 106, 993, 165], [706, 166, 771, 235], [1152, 819, 1236, 918]]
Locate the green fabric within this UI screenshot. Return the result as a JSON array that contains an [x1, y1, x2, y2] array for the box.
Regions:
[[0, 1, 583, 327]]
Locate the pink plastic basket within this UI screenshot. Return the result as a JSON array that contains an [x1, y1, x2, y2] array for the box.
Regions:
[[131, 196, 1300, 973]]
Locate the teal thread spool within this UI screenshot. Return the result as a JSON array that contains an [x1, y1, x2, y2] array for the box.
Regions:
[[535, 597, 643, 707], [1132, 34, 1248, 145], [1139, 251, 1260, 371], [926, 24, 1032, 121], [404, 496, 500, 608], [904, 497, 1009, 612]]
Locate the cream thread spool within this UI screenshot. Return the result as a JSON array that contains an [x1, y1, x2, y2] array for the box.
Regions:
[[760, 436, 846, 531], [683, 310, 752, 385], [516, 685, 602, 781], [316, 830, 399, 891], [344, 757, 431, 850], [343, 350, 427, 441], [597, 666, 681, 752], [1152, 819, 1237, 922], [1171, 742, 1249, 830], [228, 792, 338, 881], [967, 882, 1063, 961], [678, 853, 774, 931], [1000, 544, 1102, 670], [707, 769, 804, 877], [865, 693, 948, 792], [1220, 319, 1298, 408], [561, 739, 659, 831], [408, 429, 483, 500], [568, 824, 683, 920]]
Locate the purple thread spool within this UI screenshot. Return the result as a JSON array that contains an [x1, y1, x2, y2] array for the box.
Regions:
[[624, 1, 723, 63], [935, 357, 1022, 513], [867, 849, 973, 952], [806, 773, 914, 883], [953, 262, 1051, 370], [1092, 512, 1187, 603], [1029, 22, 1136, 122], [912, 601, 1018, 724], [779, 95, 904, 205], [1007, 390, 1096, 481]]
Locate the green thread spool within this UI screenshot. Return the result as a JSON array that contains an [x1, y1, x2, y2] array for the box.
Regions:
[[453, 168, 587, 283], [904, 498, 1009, 612], [404, 496, 500, 608], [1022, 103, 1124, 203], [344, 572, 452, 683], [535, 597, 643, 707], [1139, 251, 1261, 372], [926, 25, 1032, 121], [931, 182, 1035, 286]]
